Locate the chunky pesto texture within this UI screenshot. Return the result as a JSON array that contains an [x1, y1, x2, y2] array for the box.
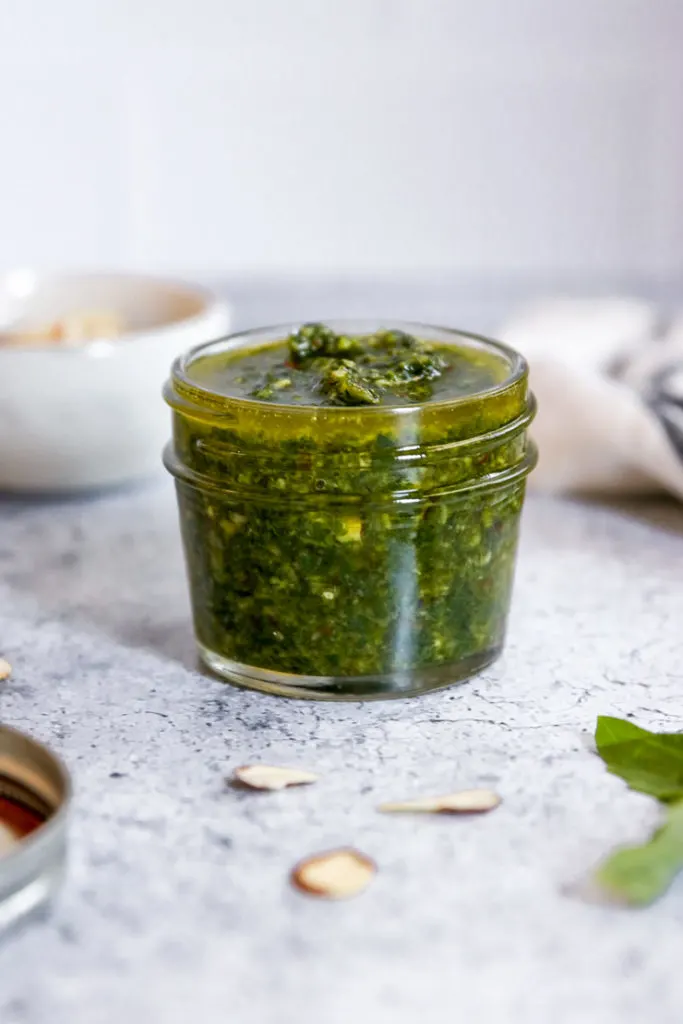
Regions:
[[175, 479, 524, 680], [165, 324, 535, 690], [189, 323, 506, 408]]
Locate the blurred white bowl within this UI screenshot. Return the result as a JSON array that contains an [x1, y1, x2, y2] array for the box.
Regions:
[[0, 271, 231, 492]]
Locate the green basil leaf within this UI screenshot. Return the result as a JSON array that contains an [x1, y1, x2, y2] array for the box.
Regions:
[[595, 800, 683, 906], [595, 716, 683, 801]]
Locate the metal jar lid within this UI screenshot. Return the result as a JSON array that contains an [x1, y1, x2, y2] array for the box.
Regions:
[[0, 724, 71, 933]]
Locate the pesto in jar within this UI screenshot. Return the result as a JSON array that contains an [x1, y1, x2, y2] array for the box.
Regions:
[[189, 322, 509, 407], [164, 322, 536, 699]]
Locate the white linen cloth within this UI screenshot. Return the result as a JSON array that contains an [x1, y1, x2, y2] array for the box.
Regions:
[[499, 298, 683, 499]]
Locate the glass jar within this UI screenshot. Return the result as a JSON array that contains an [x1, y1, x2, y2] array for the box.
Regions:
[[163, 321, 537, 700]]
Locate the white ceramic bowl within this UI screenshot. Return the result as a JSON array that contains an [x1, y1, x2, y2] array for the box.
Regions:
[[0, 271, 231, 492]]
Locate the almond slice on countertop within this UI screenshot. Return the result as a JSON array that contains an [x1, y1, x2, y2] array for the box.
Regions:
[[291, 848, 376, 899], [378, 788, 501, 814], [231, 764, 320, 791], [0, 660, 11, 681]]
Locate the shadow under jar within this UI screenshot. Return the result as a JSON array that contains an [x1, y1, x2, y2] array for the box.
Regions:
[[164, 321, 537, 700]]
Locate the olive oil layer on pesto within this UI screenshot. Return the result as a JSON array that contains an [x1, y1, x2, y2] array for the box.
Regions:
[[173, 324, 530, 682], [189, 323, 507, 407]]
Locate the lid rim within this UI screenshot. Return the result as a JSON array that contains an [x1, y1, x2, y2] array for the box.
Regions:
[[0, 725, 71, 922]]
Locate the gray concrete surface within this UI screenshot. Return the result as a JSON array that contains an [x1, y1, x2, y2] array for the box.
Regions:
[[2, 484, 683, 1024], [1, 283, 683, 1023]]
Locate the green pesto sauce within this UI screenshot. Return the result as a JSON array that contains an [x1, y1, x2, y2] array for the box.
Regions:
[[168, 324, 534, 693], [188, 323, 507, 408]]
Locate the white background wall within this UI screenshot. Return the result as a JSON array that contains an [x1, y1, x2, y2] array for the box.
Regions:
[[1, 0, 682, 281]]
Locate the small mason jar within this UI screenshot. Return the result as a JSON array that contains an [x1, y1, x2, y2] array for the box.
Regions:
[[163, 321, 536, 700]]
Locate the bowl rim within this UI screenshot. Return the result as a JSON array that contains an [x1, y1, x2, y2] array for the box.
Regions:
[[0, 269, 230, 354]]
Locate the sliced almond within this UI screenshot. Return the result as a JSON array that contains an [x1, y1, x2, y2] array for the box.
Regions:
[[232, 764, 319, 791], [0, 659, 11, 681], [291, 848, 376, 899], [378, 788, 501, 814]]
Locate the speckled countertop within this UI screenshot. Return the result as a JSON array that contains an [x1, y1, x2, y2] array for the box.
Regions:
[[1, 283, 683, 1024]]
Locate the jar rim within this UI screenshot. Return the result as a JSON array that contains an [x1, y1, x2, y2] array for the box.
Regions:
[[167, 319, 527, 419]]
